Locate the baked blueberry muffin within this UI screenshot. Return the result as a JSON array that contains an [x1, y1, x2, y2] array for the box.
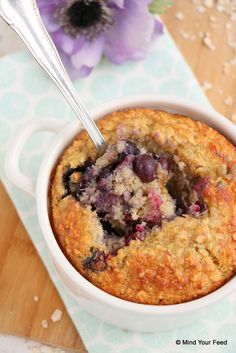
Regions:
[[50, 109, 236, 305]]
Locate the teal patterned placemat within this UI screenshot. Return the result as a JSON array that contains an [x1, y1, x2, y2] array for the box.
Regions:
[[0, 29, 235, 353]]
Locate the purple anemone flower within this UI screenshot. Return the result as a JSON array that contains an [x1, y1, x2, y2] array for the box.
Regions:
[[37, 0, 163, 78]]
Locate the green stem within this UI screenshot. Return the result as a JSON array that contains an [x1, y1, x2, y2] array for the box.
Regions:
[[149, 0, 173, 14]]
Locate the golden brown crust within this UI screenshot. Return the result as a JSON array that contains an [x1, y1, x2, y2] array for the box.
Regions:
[[50, 109, 236, 305]]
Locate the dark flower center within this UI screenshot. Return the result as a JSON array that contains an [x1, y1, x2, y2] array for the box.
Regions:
[[67, 0, 103, 29]]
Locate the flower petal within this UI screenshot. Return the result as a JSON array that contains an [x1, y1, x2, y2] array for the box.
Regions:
[[39, 5, 61, 32], [104, 0, 161, 64], [37, 0, 61, 7], [109, 0, 125, 8], [52, 31, 85, 55], [70, 36, 105, 72], [57, 50, 92, 79], [153, 18, 164, 36]]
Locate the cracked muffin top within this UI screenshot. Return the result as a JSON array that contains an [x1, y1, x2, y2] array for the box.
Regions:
[[50, 109, 236, 305]]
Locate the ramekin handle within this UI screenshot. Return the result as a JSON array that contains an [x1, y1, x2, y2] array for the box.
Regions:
[[4, 118, 67, 197]]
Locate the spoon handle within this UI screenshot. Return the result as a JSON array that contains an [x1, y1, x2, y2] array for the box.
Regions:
[[0, 0, 107, 151]]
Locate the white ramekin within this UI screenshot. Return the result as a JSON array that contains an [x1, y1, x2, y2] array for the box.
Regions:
[[4, 95, 236, 332]]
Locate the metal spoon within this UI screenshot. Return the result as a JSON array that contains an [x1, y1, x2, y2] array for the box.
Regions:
[[0, 0, 107, 152]]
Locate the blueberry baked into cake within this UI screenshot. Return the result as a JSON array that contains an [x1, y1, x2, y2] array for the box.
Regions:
[[50, 109, 236, 305]]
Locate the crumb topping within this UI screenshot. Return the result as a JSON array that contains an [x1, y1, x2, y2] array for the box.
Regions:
[[61, 140, 208, 267]]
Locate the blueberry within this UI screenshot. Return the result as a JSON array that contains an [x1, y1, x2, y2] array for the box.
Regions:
[[97, 162, 118, 181], [80, 166, 93, 188], [117, 152, 127, 163], [93, 191, 118, 214], [97, 178, 109, 191], [83, 250, 107, 272], [62, 158, 94, 197], [96, 142, 139, 180], [123, 140, 140, 155], [117, 141, 140, 162], [99, 217, 122, 237], [133, 154, 157, 182], [62, 168, 75, 192], [166, 178, 188, 216]]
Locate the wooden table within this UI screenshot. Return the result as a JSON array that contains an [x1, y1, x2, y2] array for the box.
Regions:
[[163, 1, 236, 120], [0, 1, 235, 351]]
